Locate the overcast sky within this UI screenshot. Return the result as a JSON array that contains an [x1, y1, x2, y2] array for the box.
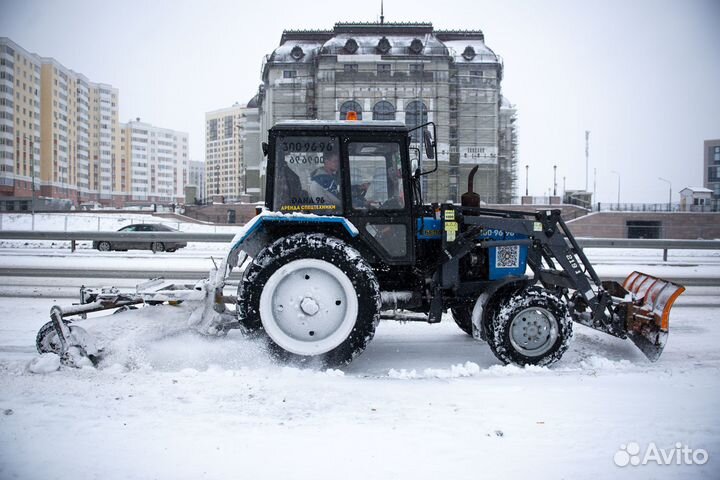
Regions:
[[1, 0, 718, 203]]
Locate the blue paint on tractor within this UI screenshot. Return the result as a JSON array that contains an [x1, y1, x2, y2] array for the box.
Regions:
[[479, 228, 528, 280], [416, 219, 528, 279], [232, 214, 358, 250]]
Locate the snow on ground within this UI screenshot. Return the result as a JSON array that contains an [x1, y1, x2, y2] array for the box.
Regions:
[[0, 288, 719, 479], [1, 212, 719, 478]]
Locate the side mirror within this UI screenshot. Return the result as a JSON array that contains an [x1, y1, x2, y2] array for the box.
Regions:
[[261, 142, 269, 157], [423, 128, 435, 160], [411, 158, 419, 173]]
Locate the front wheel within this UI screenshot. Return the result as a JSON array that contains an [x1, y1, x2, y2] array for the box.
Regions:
[[487, 288, 573, 366], [151, 242, 165, 253], [450, 306, 474, 336], [237, 234, 381, 367]]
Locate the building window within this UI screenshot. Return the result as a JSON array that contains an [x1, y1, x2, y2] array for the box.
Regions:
[[344, 64, 359, 73], [405, 100, 428, 142], [372, 101, 395, 121], [283, 70, 297, 79], [709, 166, 720, 182], [714, 146, 720, 162], [409, 64, 424, 73], [340, 100, 363, 120], [377, 64, 391, 75]]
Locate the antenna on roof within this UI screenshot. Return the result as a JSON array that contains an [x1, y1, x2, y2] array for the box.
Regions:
[[380, 0, 384, 24]]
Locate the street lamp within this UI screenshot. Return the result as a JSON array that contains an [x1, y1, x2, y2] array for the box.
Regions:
[[611, 170, 621, 205], [525, 164, 529, 196], [215, 163, 220, 198], [553, 165, 557, 196], [658, 177, 672, 212]]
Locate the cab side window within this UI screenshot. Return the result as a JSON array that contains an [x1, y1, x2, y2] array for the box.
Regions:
[[348, 142, 404, 210]]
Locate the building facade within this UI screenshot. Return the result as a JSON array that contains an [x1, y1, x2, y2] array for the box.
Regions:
[[257, 22, 517, 204], [704, 139, 720, 208], [0, 38, 41, 206], [38, 59, 121, 205], [205, 98, 261, 203], [121, 119, 188, 205], [188, 160, 206, 203], [0, 37, 189, 210]]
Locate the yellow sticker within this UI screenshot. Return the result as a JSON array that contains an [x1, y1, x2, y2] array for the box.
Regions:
[[446, 231, 456, 242], [445, 210, 455, 220], [445, 221, 458, 232]]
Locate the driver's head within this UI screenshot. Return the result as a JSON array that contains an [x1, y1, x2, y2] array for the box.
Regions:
[[324, 152, 339, 173]]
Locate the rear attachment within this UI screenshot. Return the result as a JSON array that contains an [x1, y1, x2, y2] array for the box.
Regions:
[[37, 277, 239, 366]]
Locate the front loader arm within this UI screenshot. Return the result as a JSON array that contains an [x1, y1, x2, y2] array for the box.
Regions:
[[461, 208, 684, 361]]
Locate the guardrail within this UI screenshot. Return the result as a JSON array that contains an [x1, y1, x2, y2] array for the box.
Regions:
[[1, 231, 719, 259]]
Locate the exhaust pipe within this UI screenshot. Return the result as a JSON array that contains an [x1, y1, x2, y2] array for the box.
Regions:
[[461, 165, 480, 207]]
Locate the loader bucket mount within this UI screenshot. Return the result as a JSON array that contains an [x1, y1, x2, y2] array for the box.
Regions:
[[617, 271, 686, 361]]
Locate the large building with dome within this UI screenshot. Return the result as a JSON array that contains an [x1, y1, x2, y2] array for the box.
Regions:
[[255, 21, 518, 204]]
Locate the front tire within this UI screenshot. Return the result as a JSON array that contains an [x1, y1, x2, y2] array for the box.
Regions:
[[487, 287, 573, 366], [237, 234, 381, 367], [151, 242, 165, 253], [450, 306, 474, 336]]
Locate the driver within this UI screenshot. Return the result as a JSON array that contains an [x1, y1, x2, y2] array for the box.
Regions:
[[311, 151, 340, 196]]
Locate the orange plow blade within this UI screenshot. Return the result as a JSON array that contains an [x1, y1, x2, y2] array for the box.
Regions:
[[620, 271, 685, 361]]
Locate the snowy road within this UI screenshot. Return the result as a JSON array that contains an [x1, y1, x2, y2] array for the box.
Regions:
[[1, 285, 719, 479]]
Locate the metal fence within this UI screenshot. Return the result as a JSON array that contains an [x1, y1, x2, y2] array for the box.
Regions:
[[1, 231, 718, 259], [596, 202, 719, 213]]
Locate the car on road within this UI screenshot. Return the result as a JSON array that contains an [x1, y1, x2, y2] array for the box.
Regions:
[[93, 223, 187, 253]]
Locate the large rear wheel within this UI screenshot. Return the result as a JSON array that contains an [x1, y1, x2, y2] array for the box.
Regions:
[[237, 234, 381, 367]]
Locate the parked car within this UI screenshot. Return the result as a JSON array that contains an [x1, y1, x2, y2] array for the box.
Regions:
[[93, 224, 187, 253]]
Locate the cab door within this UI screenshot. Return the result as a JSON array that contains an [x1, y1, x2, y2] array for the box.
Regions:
[[342, 135, 414, 265]]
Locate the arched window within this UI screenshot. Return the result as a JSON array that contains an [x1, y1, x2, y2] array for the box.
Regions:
[[340, 100, 363, 120], [372, 101, 396, 121], [404, 100, 428, 141]]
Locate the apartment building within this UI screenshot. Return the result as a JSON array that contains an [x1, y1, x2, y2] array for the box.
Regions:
[[39, 58, 121, 205], [205, 99, 261, 203], [122, 119, 188, 205], [704, 139, 720, 207], [0, 37, 190, 210], [188, 160, 206, 203], [0, 38, 41, 207]]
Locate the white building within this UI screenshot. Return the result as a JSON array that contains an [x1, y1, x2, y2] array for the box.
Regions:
[[205, 98, 261, 202], [122, 118, 188, 204], [188, 160, 206, 202]]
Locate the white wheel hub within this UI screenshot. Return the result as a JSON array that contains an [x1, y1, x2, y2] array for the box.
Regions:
[[259, 258, 359, 356]]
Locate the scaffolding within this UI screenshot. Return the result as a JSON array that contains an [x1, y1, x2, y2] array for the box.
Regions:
[[257, 23, 519, 204]]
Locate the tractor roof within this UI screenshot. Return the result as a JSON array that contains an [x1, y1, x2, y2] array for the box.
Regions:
[[271, 119, 410, 133]]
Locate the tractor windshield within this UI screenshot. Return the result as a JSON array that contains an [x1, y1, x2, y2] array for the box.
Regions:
[[273, 136, 342, 214]]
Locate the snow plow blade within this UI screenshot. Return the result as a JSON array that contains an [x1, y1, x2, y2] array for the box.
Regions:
[[614, 271, 685, 361]]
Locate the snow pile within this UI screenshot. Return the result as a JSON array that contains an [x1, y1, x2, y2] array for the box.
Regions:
[[386, 362, 557, 379], [579, 355, 634, 371], [26, 353, 60, 373], [53, 304, 272, 372], [389, 361, 481, 379]]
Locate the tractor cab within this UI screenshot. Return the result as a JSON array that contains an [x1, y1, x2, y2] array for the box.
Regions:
[[265, 120, 419, 264]]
